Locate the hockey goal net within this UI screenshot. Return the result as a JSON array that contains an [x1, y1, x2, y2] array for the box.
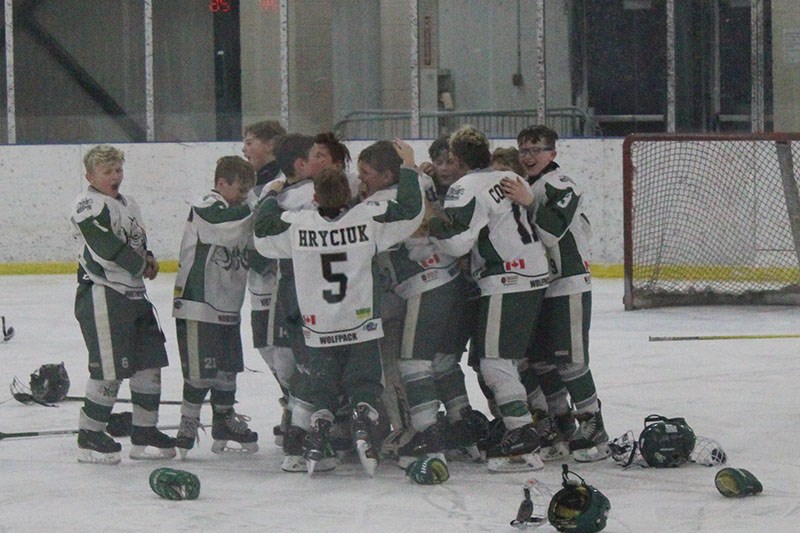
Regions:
[[624, 133, 800, 309]]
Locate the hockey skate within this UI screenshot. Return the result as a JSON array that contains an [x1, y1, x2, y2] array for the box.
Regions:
[[303, 419, 337, 475], [531, 409, 570, 462], [485, 423, 544, 473], [211, 409, 259, 455], [175, 415, 201, 460], [352, 403, 380, 477], [380, 425, 418, 462], [477, 417, 506, 458], [329, 413, 355, 460], [281, 425, 308, 472], [273, 397, 291, 448], [396, 420, 447, 469], [77, 429, 122, 465], [130, 426, 178, 460], [444, 408, 487, 463], [570, 407, 610, 463]]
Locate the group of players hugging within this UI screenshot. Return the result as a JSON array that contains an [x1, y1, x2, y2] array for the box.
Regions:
[[69, 120, 609, 479]]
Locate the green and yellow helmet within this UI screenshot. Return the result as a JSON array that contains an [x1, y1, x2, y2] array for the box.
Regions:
[[548, 465, 610, 533]]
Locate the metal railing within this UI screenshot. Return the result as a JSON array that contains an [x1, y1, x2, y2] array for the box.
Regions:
[[333, 106, 599, 140]]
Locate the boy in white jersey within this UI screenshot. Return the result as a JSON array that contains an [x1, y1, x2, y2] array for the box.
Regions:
[[368, 139, 484, 467], [428, 125, 550, 473], [253, 166, 424, 476], [257, 133, 334, 471], [500, 125, 608, 463], [173, 156, 258, 457], [71, 145, 175, 464]]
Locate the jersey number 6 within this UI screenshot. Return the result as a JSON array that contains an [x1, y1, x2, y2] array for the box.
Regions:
[[321, 252, 348, 303]]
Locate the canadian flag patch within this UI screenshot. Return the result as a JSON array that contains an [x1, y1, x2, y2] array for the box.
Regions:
[[303, 314, 316, 325], [419, 253, 441, 268], [505, 259, 526, 271]]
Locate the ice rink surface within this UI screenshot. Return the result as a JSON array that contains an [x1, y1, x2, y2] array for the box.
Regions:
[[1, 274, 798, 532]]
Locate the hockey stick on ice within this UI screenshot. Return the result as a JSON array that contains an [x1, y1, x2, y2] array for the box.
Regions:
[[12, 393, 198, 407], [10, 377, 203, 406], [649, 333, 800, 342], [2, 316, 14, 342], [0, 424, 180, 442]]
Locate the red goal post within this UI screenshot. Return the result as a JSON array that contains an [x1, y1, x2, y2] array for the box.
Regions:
[[623, 132, 800, 310]]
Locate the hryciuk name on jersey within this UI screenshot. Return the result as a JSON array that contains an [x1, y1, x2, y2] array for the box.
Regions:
[[298, 225, 369, 247]]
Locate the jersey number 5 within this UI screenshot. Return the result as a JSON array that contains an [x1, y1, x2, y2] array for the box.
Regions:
[[321, 252, 348, 303]]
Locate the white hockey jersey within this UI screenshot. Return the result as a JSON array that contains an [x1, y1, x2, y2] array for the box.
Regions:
[[369, 172, 460, 299], [253, 169, 424, 347], [69, 186, 149, 298], [528, 164, 592, 297], [173, 190, 253, 324], [247, 175, 285, 314], [429, 167, 549, 296]]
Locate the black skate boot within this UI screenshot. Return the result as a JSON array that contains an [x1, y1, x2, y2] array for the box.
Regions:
[[175, 415, 201, 460], [569, 406, 610, 463], [77, 429, 122, 465], [352, 403, 380, 477], [130, 426, 177, 460], [398, 419, 446, 469], [304, 419, 337, 475], [273, 397, 291, 447], [445, 407, 488, 462], [485, 422, 544, 473], [211, 409, 259, 455], [281, 425, 308, 472], [531, 409, 569, 462], [477, 417, 506, 456]]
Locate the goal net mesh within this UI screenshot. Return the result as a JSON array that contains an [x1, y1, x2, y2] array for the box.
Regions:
[[623, 133, 800, 309]]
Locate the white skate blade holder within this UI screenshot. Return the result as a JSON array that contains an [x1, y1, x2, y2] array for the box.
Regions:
[[211, 439, 259, 455], [572, 442, 610, 463], [130, 445, 177, 461], [356, 439, 377, 477], [77, 448, 121, 465], [488, 452, 544, 473]]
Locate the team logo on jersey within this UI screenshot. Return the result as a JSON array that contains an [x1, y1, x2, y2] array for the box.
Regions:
[[76, 198, 93, 214], [211, 246, 249, 271], [355, 307, 371, 320], [500, 275, 518, 286], [303, 314, 316, 325], [504, 259, 526, 271], [444, 185, 464, 202], [124, 216, 145, 248], [418, 253, 440, 268], [364, 322, 378, 332]]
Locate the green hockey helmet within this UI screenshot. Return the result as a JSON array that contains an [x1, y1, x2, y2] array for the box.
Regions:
[[30, 362, 70, 403], [548, 464, 610, 533], [638, 414, 696, 468]]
